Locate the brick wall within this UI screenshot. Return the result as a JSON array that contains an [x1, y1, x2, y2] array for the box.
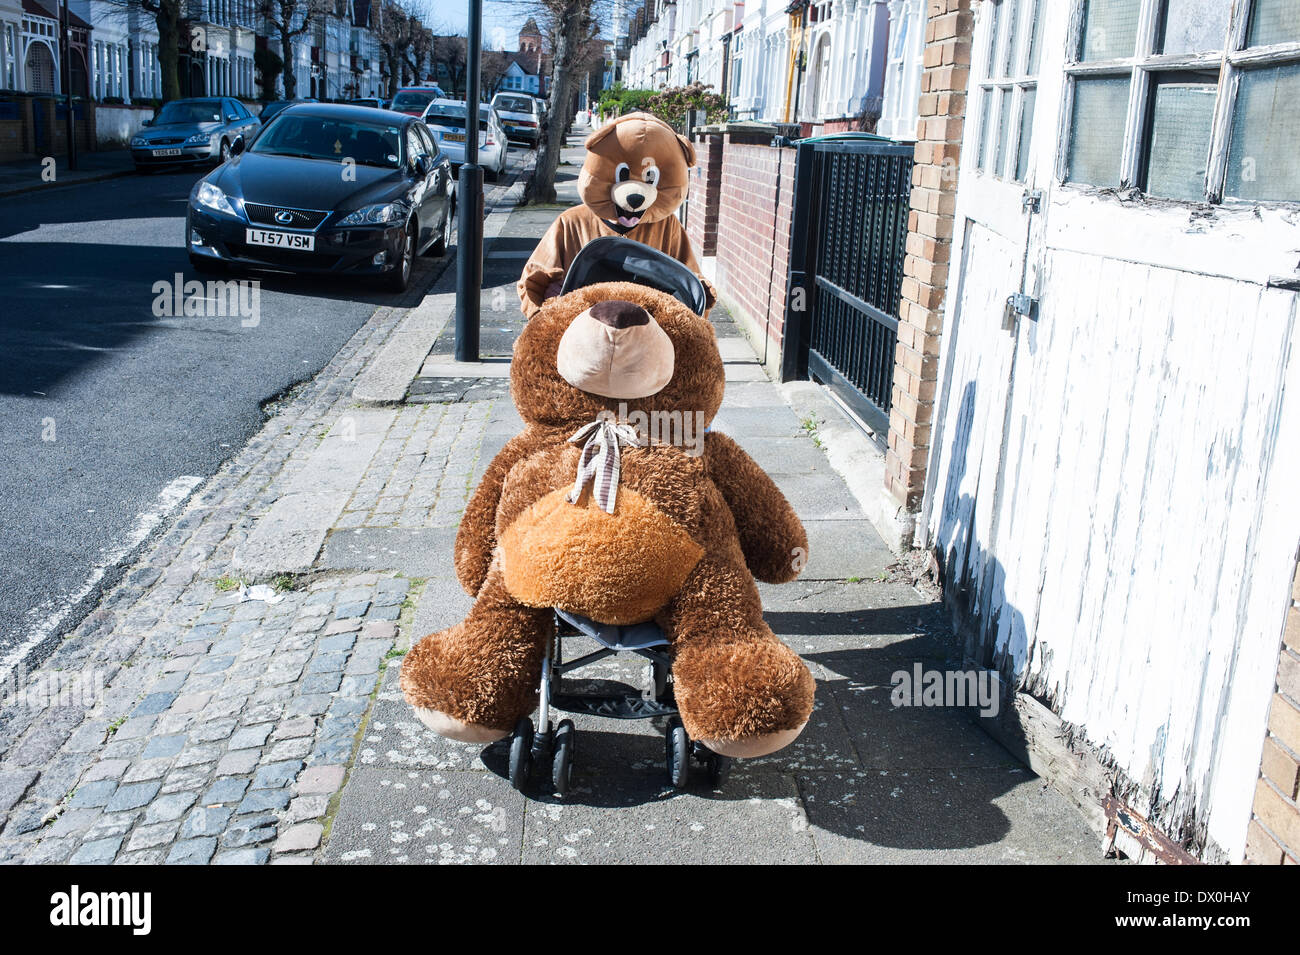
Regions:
[[685, 130, 723, 257], [713, 137, 796, 362], [1246, 556, 1300, 864], [887, 0, 973, 510]]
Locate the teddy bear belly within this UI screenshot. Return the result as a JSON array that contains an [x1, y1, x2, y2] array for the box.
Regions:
[[499, 487, 703, 625]]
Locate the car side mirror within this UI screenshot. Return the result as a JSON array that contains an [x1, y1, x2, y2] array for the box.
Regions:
[[414, 155, 432, 177], [230, 135, 245, 156], [226, 114, 238, 122], [142, 118, 152, 127]]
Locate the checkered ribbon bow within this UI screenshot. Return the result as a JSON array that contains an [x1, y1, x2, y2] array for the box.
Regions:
[[567, 417, 643, 514]]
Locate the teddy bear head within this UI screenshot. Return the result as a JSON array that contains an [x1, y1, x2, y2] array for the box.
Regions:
[[510, 281, 724, 432], [577, 112, 696, 229]]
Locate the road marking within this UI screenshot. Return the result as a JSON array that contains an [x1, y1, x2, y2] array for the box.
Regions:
[[1, 474, 203, 686]]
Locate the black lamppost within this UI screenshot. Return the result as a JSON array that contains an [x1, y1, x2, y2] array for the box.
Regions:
[[454, 0, 483, 362], [61, 0, 77, 170]]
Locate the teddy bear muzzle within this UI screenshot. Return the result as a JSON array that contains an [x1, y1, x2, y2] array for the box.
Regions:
[[555, 299, 675, 399]]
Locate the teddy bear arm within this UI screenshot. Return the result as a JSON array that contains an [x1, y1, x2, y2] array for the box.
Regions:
[[705, 432, 808, 584], [454, 433, 546, 595]]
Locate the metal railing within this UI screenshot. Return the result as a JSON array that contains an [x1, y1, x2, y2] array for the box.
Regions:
[[783, 135, 913, 436]]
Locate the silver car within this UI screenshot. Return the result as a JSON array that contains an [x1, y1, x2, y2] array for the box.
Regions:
[[421, 99, 508, 181], [131, 97, 261, 170], [490, 92, 543, 149]]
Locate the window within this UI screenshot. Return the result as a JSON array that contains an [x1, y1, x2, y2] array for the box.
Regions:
[[974, 0, 1043, 184], [1062, 0, 1300, 203]]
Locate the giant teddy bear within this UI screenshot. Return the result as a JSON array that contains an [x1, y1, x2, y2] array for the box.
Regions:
[[517, 112, 715, 319], [401, 280, 815, 758]]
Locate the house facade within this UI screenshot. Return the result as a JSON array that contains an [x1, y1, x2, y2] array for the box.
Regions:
[[615, 0, 920, 136]]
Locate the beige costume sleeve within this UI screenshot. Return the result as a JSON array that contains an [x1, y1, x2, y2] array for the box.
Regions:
[[518, 215, 573, 319]]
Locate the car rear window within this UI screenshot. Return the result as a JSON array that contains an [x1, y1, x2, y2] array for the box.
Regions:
[[391, 90, 437, 110], [495, 96, 536, 114]]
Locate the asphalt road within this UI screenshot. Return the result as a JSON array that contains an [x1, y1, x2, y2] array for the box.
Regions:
[[0, 148, 525, 670]]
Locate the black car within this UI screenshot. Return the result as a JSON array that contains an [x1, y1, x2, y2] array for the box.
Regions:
[[186, 104, 455, 292]]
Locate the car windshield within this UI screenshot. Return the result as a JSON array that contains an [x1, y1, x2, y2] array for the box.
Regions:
[[155, 100, 223, 124], [495, 96, 535, 114], [249, 115, 403, 167], [391, 90, 438, 110]]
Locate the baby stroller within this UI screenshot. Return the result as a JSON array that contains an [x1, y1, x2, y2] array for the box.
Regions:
[[505, 236, 729, 797]]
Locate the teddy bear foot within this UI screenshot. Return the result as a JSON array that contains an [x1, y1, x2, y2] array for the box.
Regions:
[[696, 723, 807, 759], [411, 706, 511, 744]]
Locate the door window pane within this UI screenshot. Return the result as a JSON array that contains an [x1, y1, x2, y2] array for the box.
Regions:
[[1145, 81, 1216, 200], [1080, 0, 1141, 61], [1015, 86, 1037, 181], [1226, 63, 1300, 201], [994, 86, 1015, 175], [978, 88, 995, 171], [1247, 0, 1300, 47], [1067, 76, 1131, 186], [1026, 0, 1044, 73], [1158, 0, 1231, 54]]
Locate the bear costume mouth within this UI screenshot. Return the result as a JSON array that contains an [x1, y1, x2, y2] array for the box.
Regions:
[[613, 204, 643, 228]]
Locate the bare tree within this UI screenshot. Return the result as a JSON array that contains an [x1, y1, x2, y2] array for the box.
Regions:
[[111, 0, 183, 101], [525, 0, 607, 203], [259, 0, 330, 99], [375, 0, 417, 95], [429, 32, 467, 96]]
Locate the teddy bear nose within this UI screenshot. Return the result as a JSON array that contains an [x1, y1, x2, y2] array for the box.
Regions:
[[624, 194, 645, 209], [589, 300, 649, 329]]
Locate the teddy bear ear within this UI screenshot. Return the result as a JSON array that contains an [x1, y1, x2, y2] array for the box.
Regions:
[[584, 119, 621, 151], [676, 133, 697, 168]]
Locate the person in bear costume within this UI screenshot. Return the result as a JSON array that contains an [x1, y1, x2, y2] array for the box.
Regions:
[[401, 280, 815, 758], [517, 112, 716, 319]]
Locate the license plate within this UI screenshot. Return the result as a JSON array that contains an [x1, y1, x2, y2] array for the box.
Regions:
[[245, 228, 314, 251], [153, 148, 183, 157], [443, 133, 465, 142]]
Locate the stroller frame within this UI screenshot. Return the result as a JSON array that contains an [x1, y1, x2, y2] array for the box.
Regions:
[[505, 609, 731, 797]]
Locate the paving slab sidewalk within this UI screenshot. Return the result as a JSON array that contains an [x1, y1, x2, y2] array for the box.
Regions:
[[0, 126, 1104, 865]]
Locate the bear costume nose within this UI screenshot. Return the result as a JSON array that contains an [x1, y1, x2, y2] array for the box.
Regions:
[[556, 299, 674, 399], [624, 194, 645, 209]]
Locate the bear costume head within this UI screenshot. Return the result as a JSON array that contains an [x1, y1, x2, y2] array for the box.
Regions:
[[510, 280, 724, 432], [577, 112, 696, 230]]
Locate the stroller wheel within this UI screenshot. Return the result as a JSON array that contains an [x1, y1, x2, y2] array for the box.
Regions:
[[666, 718, 690, 789], [508, 717, 534, 791], [552, 719, 575, 796], [707, 753, 732, 788]]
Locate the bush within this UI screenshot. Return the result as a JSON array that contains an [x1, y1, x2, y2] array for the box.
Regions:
[[598, 82, 728, 130]]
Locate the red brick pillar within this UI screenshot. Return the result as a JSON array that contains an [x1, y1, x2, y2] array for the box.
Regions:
[[1245, 556, 1300, 864], [686, 128, 723, 257], [886, 0, 973, 512]]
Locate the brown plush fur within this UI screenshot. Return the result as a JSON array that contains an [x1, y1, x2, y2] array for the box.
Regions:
[[401, 281, 814, 750], [517, 113, 715, 319]]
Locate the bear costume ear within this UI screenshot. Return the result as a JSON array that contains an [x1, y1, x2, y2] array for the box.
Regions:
[[583, 121, 619, 151], [676, 133, 696, 168]]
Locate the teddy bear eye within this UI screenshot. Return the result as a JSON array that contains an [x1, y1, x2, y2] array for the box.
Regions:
[[643, 166, 660, 186], [615, 163, 630, 183]]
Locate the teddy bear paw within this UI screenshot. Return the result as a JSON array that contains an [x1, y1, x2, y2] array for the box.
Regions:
[[696, 724, 807, 759], [411, 706, 510, 743]]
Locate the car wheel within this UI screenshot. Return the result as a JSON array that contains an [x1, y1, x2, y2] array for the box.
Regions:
[[427, 199, 454, 257], [219, 138, 231, 163], [383, 220, 415, 292]]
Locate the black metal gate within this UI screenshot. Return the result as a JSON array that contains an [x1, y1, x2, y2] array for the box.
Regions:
[[782, 136, 914, 436]]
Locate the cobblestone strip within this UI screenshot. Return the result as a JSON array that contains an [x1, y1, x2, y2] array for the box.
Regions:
[[0, 256, 489, 864]]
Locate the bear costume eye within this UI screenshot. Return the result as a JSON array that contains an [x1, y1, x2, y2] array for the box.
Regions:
[[643, 165, 660, 186], [615, 162, 631, 183]]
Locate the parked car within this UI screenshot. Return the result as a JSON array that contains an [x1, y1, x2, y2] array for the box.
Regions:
[[186, 104, 455, 293], [346, 97, 387, 110], [389, 86, 446, 117], [490, 92, 543, 149], [130, 97, 260, 170], [258, 98, 318, 125], [421, 99, 507, 181]]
